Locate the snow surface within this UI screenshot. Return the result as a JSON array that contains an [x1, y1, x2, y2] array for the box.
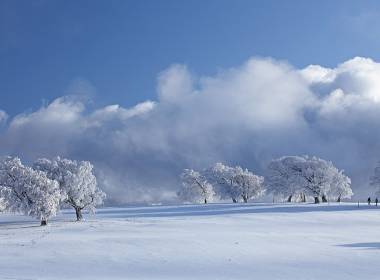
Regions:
[[1, 203, 380, 280]]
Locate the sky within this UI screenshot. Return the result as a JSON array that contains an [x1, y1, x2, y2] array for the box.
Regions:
[[1, 1, 380, 203], [2, 0, 380, 116]]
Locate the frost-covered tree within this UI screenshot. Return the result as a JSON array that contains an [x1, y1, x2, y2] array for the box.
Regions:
[[206, 163, 241, 203], [0, 197, 6, 212], [266, 156, 306, 202], [0, 157, 61, 225], [328, 170, 353, 202], [206, 163, 264, 203], [267, 156, 352, 203], [34, 157, 106, 221], [178, 169, 215, 204], [292, 156, 334, 203], [233, 167, 264, 203]]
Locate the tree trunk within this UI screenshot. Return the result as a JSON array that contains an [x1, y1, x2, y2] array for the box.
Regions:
[[287, 195, 292, 203], [322, 195, 328, 203], [232, 198, 238, 203], [204, 198, 207, 204], [337, 196, 341, 203], [75, 207, 83, 221], [314, 197, 320, 204], [40, 219, 47, 226]]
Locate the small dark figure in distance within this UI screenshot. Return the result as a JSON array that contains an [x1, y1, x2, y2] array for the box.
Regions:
[[376, 198, 378, 207], [368, 197, 371, 205]]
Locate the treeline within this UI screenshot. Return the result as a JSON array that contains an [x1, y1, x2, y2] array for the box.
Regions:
[[0, 156, 105, 225], [177, 155, 356, 204]]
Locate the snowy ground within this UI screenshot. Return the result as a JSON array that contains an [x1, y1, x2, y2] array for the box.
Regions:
[[1, 203, 380, 280]]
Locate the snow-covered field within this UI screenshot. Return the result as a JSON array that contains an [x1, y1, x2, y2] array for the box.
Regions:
[[1, 203, 380, 280]]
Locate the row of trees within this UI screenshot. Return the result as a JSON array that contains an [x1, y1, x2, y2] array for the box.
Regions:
[[266, 156, 352, 203], [0, 156, 105, 225], [178, 163, 265, 204], [178, 156, 354, 204]]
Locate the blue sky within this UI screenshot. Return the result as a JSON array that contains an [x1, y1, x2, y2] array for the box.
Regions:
[[1, 0, 380, 116]]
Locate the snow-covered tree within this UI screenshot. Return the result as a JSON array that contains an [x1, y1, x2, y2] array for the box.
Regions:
[[206, 163, 264, 203], [34, 157, 106, 221], [0, 157, 61, 225], [266, 156, 306, 202], [0, 197, 6, 212], [266, 156, 352, 203], [205, 163, 241, 203], [328, 170, 353, 202], [178, 169, 215, 204], [233, 167, 265, 203], [292, 156, 336, 203]]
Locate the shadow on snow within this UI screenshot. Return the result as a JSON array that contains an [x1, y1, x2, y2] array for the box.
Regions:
[[94, 203, 379, 219], [0, 203, 378, 227], [338, 242, 380, 250]]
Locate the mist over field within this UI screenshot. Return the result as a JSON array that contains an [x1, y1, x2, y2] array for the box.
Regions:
[[1, 57, 380, 204]]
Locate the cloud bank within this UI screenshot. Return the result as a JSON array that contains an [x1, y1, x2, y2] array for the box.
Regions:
[[1, 57, 380, 204]]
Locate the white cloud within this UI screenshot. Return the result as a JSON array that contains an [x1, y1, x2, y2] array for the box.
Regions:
[[0, 110, 8, 124], [1, 56, 380, 203], [87, 101, 156, 127], [300, 64, 335, 84], [157, 64, 193, 103], [10, 96, 84, 128]]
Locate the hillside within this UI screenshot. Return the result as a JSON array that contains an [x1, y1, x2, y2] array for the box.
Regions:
[[1, 203, 379, 280]]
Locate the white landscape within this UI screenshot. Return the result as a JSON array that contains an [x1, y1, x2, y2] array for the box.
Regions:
[[1, 203, 379, 280], [3, 2, 380, 279]]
